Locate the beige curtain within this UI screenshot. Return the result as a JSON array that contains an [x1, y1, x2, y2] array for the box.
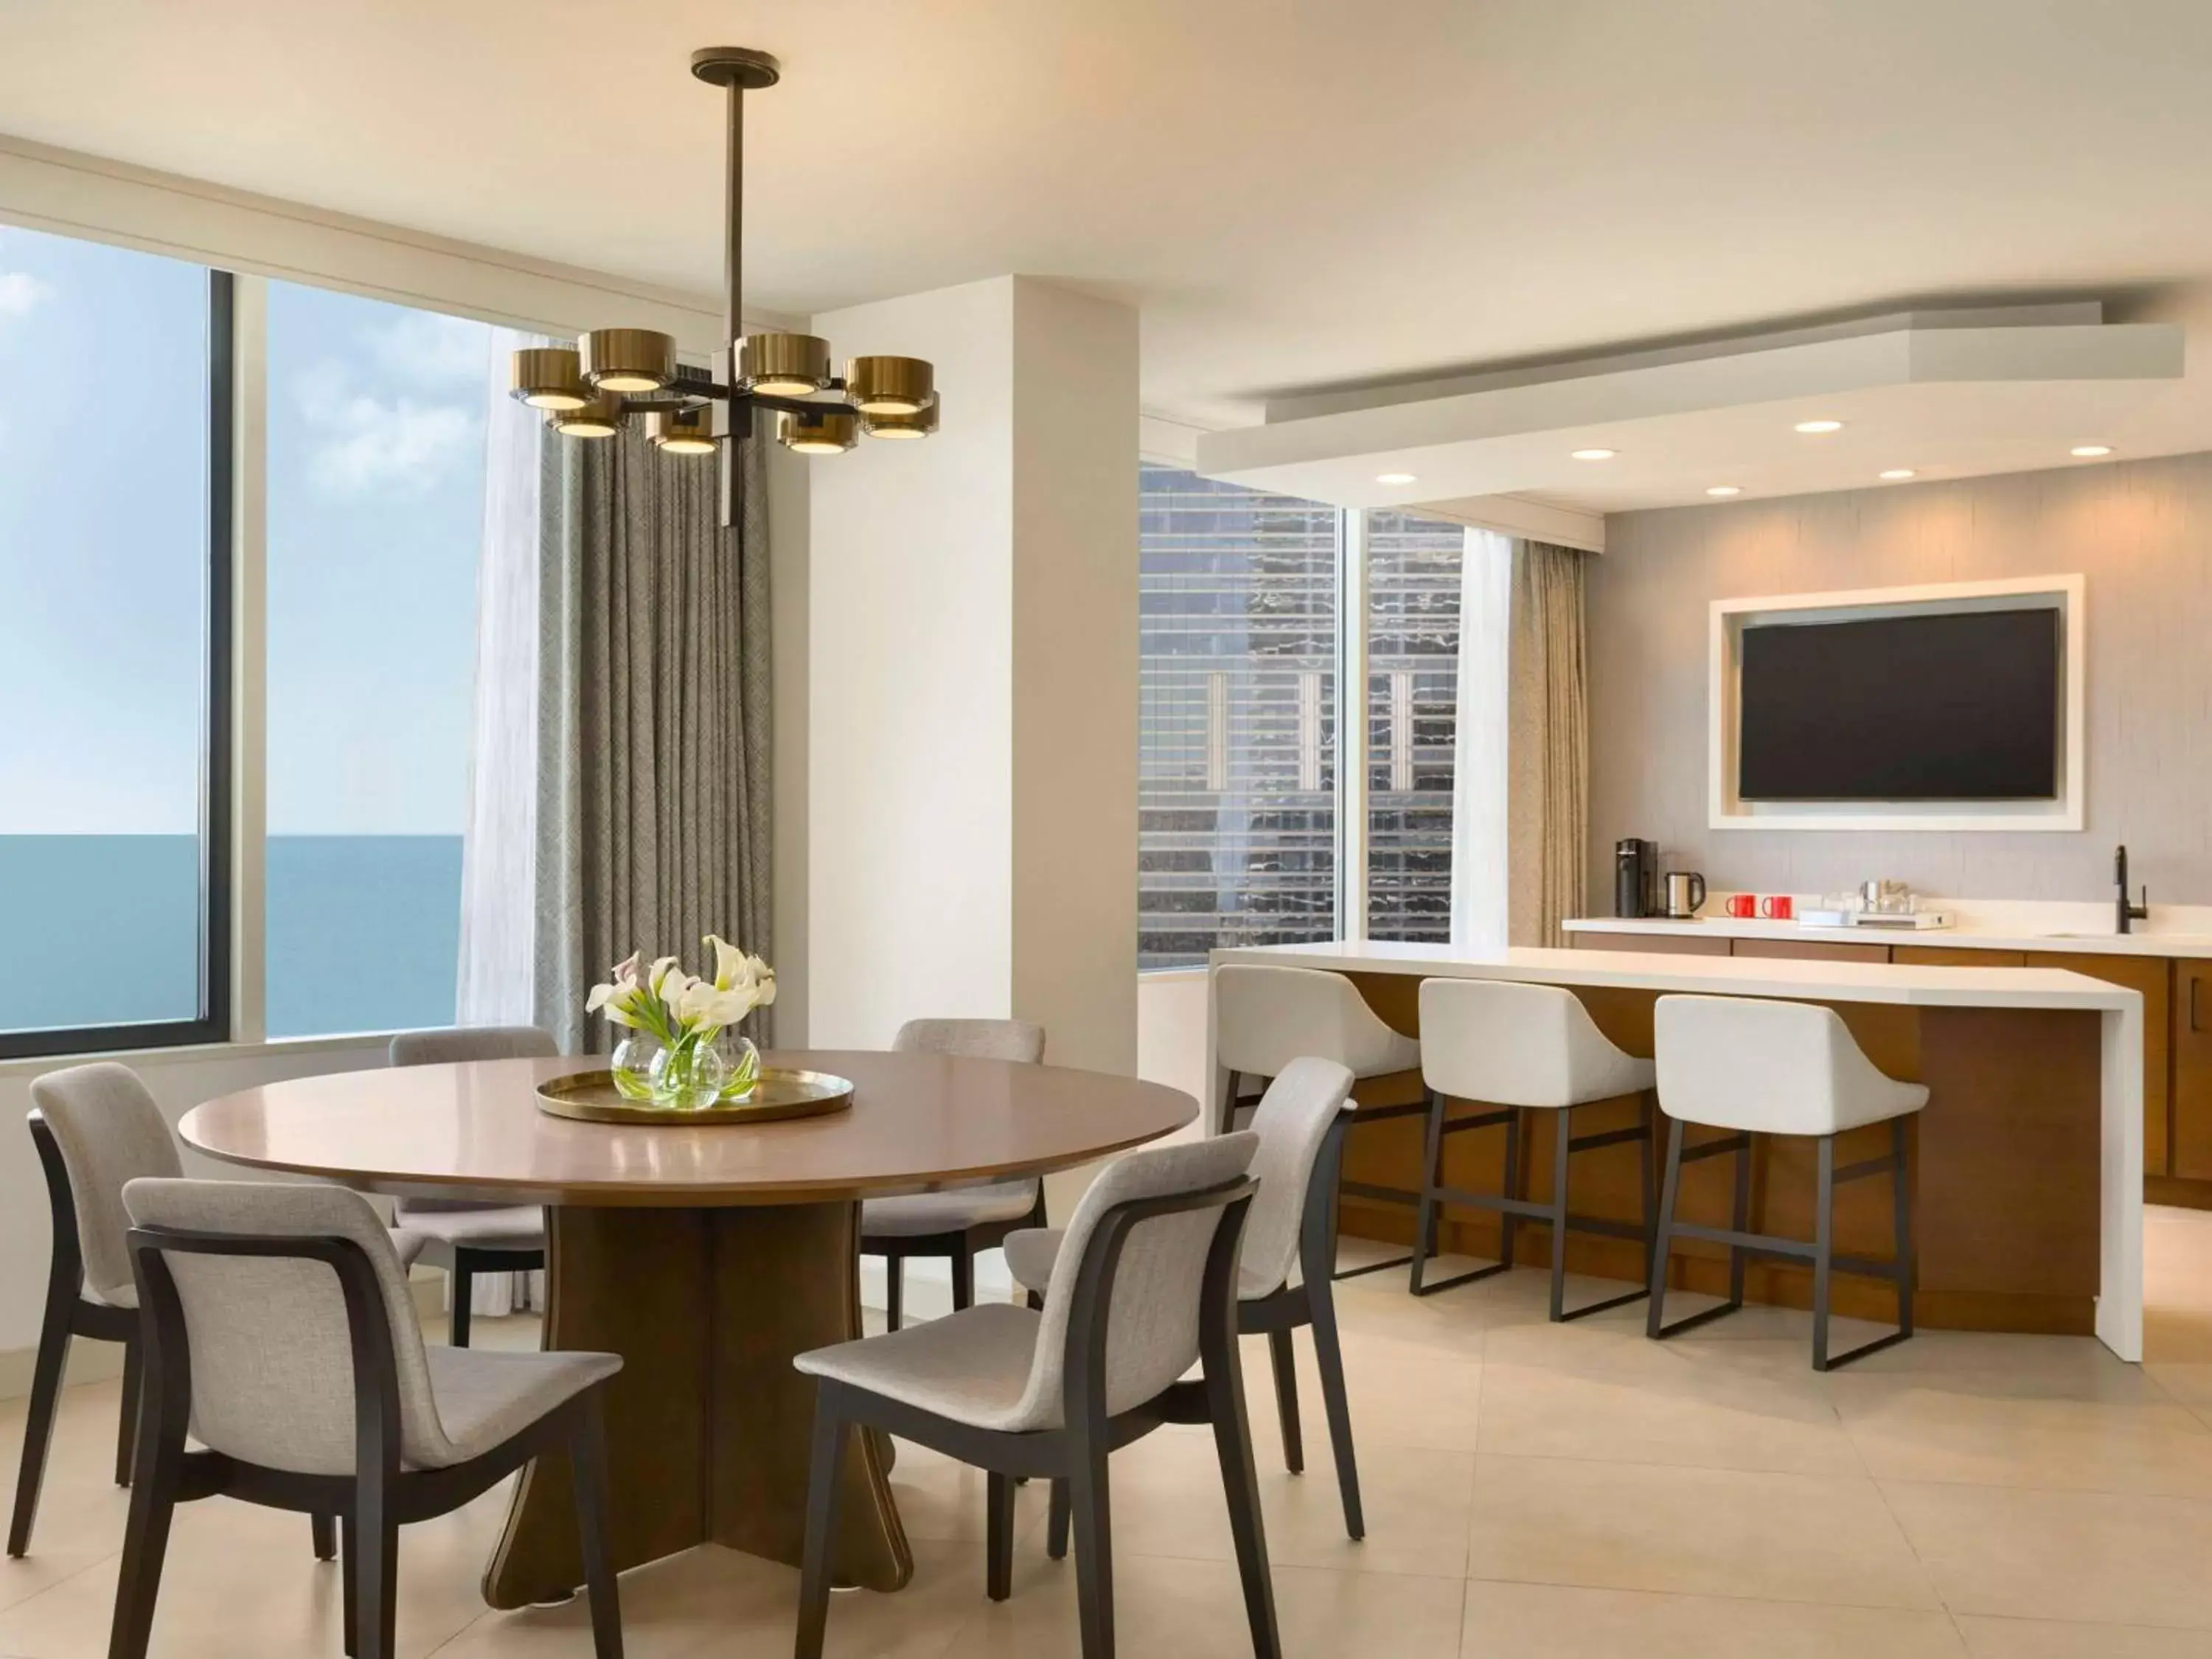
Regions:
[[1506, 540, 1590, 947], [533, 425, 773, 1052]]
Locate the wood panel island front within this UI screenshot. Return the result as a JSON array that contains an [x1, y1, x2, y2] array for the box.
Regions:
[[1206, 942, 2144, 1360]]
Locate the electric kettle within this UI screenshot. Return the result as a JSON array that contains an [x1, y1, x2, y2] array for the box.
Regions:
[[1663, 871, 1707, 919]]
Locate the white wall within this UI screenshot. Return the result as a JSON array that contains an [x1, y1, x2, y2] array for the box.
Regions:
[[805, 276, 1139, 1074]]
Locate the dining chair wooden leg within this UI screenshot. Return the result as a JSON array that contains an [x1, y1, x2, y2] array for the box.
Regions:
[[114, 1335, 141, 1487], [353, 1475, 399, 1659], [1068, 1430, 1115, 1659], [568, 1397, 625, 1659], [1265, 1327, 1303, 1473], [311, 1511, 336, 1562], [884, 1256, 904, 1332], [341, 1517, 357, 1658], [985, 1472, 1015, 1601], [1207, 1306, 1281, 1658], [1046, 1476, 1071, 1560], [796, 1397, 846, 1659], [951, 1247, 975, 1314], [1307, 1281, 1365, 1541], [1300, 1132, 1366, 1541], [449, 1257, 474, 1349], [105, 1385, 181, 1659], [6, 1279, 72, 1556]]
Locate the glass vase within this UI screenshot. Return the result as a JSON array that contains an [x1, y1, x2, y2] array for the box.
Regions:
[[608, 1034, 664, 1101], [650, 1033, 734, 1110], [723, 1034, 762, 1102]]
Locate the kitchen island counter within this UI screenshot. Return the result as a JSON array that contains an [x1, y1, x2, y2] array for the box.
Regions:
[[1208, 941, 2143, 1359]]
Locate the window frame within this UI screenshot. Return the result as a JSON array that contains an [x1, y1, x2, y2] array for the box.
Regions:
[[0, 269, 236, 1060]]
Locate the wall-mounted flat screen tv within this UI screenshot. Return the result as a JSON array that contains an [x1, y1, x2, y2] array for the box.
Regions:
[[1736, 607, 2061, 801]]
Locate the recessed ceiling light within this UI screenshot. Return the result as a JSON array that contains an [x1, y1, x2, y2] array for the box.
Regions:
[[1374, 471, 1417, 485], [2070, 444, 2113, 459], [1705, 485, 1742, 497], [1794, 419, 1845, 434], [1879, 468, 1916, 481], [1571, 448, 1616, 461]]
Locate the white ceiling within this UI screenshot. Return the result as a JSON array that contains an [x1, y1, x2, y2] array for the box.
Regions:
[[9, 0, 2212, 476]]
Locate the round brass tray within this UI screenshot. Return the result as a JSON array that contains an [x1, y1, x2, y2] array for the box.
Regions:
[[536, 1067, 853, 1126]]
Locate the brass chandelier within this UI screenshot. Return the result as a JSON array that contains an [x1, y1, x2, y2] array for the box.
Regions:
[[509, 46, 939, 522]]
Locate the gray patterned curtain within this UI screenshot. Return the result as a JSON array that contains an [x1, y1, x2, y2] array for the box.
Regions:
[[533, 425, 772, 1053]]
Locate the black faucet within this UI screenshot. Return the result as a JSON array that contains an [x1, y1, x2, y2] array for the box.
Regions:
[[2117, 844, 2149, 934]]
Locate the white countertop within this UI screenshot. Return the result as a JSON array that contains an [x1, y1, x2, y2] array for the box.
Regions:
[[1211, 939, 2138, 1012], [1565, 898, 2212, 959]]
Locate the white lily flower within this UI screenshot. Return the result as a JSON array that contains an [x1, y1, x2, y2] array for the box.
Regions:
[[746, 956, 777, 1007], [706, 934, 747, 992], [678, 981, 758, 1029]]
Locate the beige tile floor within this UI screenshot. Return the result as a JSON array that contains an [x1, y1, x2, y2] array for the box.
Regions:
[[7, 1211, 2212, 1657]]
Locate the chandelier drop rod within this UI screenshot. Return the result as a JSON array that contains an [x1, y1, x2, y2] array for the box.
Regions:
[[721, 72, 745, 520]]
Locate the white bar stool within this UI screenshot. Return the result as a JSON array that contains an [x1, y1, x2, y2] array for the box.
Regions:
[[1408, 979, 1658, 1320], [1214, 963, 1422, 1280], [1649, 995, 1926, 1371]]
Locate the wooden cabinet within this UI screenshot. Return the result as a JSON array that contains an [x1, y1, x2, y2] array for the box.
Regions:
[[2173, 959, 2212, 1180], [1731, 938, 1891, 963], [1573, 931, 1733, 956], [2039, 953, 2172, 1178], [1894, 946, 2028, 969]]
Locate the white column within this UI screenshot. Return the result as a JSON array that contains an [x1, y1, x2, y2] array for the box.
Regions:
[[804, 276, 1138, 1077]]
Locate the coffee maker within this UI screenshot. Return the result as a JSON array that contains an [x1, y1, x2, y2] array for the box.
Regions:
[[1614, 838, 1660, 918]]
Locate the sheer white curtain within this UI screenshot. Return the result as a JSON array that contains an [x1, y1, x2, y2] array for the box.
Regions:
[[455, 327, 547, 1027], [453, 327, 549, 1317], [1450, 529, 1513, 947]]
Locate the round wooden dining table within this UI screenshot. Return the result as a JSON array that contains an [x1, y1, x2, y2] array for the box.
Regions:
[[177, 1048, 1196, 1608]]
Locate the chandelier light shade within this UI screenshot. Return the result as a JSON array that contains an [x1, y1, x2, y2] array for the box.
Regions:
[[845, 356, 934, 416], [551, 394, 625, 438], [510, 346, 591, 411], [738, 333, 833, 396], [863, 396, 940, 440], [648, 406, 720, 454], [580, 328, 678, 393], [507, 44, 942, 524], [778, 408, 859, 454]]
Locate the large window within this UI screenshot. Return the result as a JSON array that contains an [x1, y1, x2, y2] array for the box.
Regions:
[[265, 284, 490, 1037], [1366, 510, 1463, 942], [1138, 465, 1340, 968], [0, 228, 230, 1057], [1138, 465, 1467, 967], [0, 218, 498, 1058]]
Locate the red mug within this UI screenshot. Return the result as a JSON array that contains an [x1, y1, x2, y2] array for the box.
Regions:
[[1760, 894, 1794, 919], [1723, 894, 1756, 918]]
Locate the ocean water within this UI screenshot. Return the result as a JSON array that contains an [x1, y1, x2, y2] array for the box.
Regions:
[[0, 835, 462, 1041]]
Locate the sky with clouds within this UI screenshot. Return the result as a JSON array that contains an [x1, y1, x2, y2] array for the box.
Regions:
[[0, 225, 488, 836]]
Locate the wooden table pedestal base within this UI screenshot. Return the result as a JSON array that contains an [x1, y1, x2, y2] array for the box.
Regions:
[[481, 1202, 912, 1609]]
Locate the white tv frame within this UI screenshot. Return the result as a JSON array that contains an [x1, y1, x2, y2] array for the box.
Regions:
[[1708, 574, 2085, 833]]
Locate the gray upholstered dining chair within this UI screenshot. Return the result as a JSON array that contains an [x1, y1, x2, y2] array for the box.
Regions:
[[115, 1178, 625, 1659], [12, 1063, 340, 1565], [858, 1018, 1048, 1329], [794, 1132, 1277, 1659], [1008, 1057, 1369, 1543], [387, 1026, 557, 1346]]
